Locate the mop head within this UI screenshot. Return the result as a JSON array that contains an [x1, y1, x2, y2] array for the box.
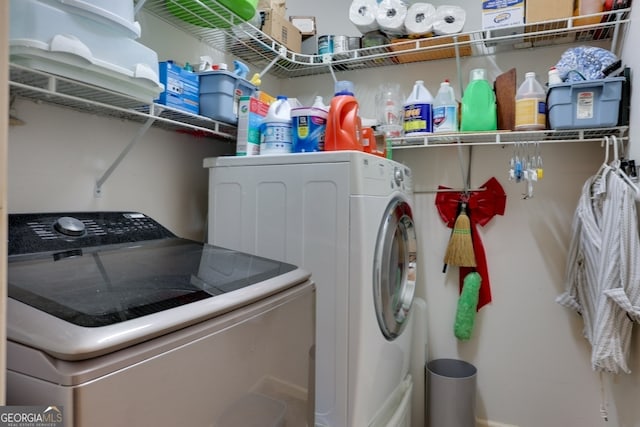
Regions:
[[443, 205, 477, 267], [454, 272, 482, 340]]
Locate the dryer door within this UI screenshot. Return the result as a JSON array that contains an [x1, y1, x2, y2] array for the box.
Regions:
[[373, 197, 417, 340]]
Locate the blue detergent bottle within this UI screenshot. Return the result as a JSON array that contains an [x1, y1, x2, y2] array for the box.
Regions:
[[403, 80, 434, 136]]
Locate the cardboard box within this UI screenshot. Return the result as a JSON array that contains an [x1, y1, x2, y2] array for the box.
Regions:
[[289, 16, 316, 38], [258, 0, 286, 15], [526, 0, 573, 23], [389, 34, 472, 64], [156, 61, 199, 115], [262, 9, 302, 52], [482, 0, 525, 30], [236, 96, 270, 156]]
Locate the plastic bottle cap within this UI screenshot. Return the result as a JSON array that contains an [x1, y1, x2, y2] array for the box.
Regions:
[[277, 95, 288, 100], [470, 68, 487, 81], [525, 72, 536, 78], [416, 80, 424, 85], [335, 80, 355, 96]]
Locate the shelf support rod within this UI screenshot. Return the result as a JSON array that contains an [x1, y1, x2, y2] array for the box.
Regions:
[[134, 0, 148, 16], [257, 48, 286, 82], [453, 35, 464, 99], [94, 114, 157, 197], [610, 11, 623, 56]]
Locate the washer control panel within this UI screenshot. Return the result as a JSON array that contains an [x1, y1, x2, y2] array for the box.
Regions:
[[8, 212, 176, 256]]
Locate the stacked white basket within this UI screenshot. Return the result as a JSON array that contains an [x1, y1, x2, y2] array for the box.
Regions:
[[9, 0, 164, 102]]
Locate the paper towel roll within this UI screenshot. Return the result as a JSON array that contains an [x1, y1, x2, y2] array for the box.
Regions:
[[432, 5, 465, 35], [404, 2, 436, 36], [376, 0, 408, 36], [349, 0, 380, 34]]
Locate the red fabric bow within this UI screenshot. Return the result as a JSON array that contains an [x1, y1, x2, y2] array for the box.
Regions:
[[435, 177, 506, 311]]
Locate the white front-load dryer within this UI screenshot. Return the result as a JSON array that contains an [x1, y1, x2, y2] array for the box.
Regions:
[[205, 151, 419, 427]]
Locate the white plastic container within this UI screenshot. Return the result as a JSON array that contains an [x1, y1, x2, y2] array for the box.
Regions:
[[49, 0, 141, 39], [515, 71, 546, 131], [548, 67, 563, 86], [9, 0, 163, 102], [403, 80, 434, 136], [432, 80, 458, 133], [261, 95, 293, 155]]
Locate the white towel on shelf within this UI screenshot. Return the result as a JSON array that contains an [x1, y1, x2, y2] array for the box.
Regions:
[[404, 2, 436, 36], [349, 0, 380, 34], [432, 5, 466, 35], [376, 0, 408, 36]]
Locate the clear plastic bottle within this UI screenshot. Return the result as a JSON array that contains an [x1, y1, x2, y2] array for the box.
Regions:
[[376, 83, 403, 138], [515, 72, 546, 131], [432, 80, 458, 133], [403, 80, 434, 136], [460, 69, 497, 132]]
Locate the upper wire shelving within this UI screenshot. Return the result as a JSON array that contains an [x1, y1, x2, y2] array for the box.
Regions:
[[142, 0, 631, 79], [8, 63, 237, 140]]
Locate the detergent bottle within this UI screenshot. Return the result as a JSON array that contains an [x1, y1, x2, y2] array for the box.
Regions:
[[260, 95, 292, 155], [515, 71, 546, 131], [325, 81, 363, 151], [291, 96, 328, 152], [403, 80, 433, 136], [432, 79, 458, 133], [460, 68, 497, 132]]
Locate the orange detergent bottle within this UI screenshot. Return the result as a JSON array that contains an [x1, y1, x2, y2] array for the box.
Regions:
[[325, 80, 363, 151]]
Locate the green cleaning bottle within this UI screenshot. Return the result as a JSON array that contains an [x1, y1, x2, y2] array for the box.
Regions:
[[460, 68, 497, 132]]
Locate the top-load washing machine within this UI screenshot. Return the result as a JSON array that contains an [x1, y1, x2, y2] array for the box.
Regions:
[[6, 211, 315, 427], [205, 151, 419, 427]]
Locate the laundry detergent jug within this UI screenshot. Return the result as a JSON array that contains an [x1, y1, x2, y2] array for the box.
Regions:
[[460, 68, 497, 132], [325, 81, 363, 151]]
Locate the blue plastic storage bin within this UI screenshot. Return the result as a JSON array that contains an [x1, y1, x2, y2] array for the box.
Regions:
[[198, 70, 256, 124], [547, 77, 625, 129]]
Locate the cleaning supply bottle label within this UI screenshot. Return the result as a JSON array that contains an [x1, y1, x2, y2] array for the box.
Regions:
[[403, 103, 432, 134], [515, 98, 546, 129], [261, 123, 293, 154], [433, 105, 457, 133], [292, 112, 327, 152]]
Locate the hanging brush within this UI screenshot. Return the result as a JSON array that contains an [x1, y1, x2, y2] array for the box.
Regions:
[[443, 200, 476, 268]]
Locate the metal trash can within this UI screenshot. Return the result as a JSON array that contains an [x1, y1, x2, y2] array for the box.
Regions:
[[426, 358, 477, 427]]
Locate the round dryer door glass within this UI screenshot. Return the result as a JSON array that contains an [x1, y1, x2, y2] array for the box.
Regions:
[[374, 197, 417, 340]]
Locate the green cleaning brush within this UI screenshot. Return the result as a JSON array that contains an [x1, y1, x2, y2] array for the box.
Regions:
[[454, 272, 482, 340]]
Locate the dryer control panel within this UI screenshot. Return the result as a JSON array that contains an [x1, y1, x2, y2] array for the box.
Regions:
[[356, 155, 413, 197]]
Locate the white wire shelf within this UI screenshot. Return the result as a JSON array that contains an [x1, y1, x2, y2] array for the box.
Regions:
[[8, 63, 237, 140], [390, 127, 629, 148], [142, 0, 631, 79]]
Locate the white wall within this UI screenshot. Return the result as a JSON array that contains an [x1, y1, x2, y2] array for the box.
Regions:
[[279, 1, 640, 426]]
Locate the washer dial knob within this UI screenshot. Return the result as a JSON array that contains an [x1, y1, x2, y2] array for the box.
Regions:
[[54, 216, 86, 236]]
